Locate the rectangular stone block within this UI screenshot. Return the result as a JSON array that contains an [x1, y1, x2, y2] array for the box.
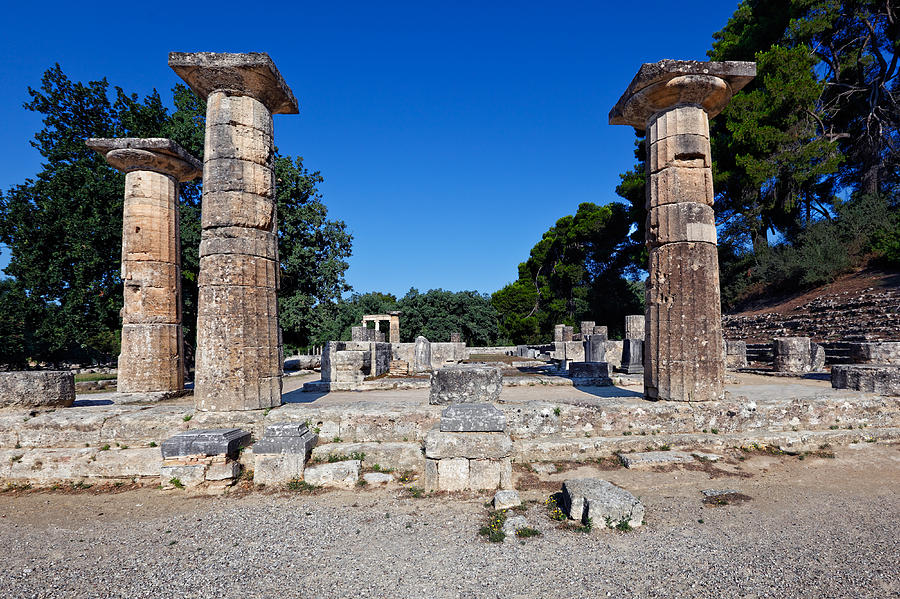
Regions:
[[206, 460, 241, 481], [197, 254, 278, 288], [204, 91, 276, 130], [429, 365, 502, 405], [554, 324, 566, 342], [121, 262, 180, 323], [569, 362, 611, 380], [831, 365, 900, 396], [118, 324, 182, 393], [584, 334, 607, 362], [469, 459, 501, 490], [625, 315, 644, 340], [620, 339, 644, 374], [580, 321, 595, 335], [647, 167, 714, 209], [160, 428, 251, 459], [647, 202, 717, 247], [303, 460, 360, 488], [440, 403, 506, 432], [253, 453, 307, 485], [424, 430, 512, 460], [0, 371, 74, 409], [436, 457, 469, 492], [849, 342, 900, 365], [725, 339, 748, 369], [205, 122, 273, 166], [424, 458, 439, 491], [203, 157, 275, 196], [160, 464, 206, 487]]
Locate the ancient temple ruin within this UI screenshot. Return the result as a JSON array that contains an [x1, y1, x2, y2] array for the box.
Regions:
[[169, 52, 298, 411], [610, 60, 756, 401], [86, 138, 202, 394]]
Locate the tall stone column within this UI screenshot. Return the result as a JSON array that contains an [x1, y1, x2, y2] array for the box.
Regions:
[[169, 52, 299, 411], [86, 138, 201, 393], [389, 312, 401, 344], [610, 60, 755, 401]]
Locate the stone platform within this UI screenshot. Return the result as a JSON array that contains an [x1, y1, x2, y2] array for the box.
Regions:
[[0, 373, 897, 485]]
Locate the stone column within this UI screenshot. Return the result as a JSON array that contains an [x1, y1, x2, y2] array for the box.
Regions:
[[86, 138, 201, 394], [169, 52, 299, 411], [610, 60, 755, 401], [389, 312, 401, 344]]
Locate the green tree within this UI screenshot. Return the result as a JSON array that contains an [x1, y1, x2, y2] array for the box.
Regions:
[[492, 202, 642, 343], [0, 65, 351, 365], [397, 288, 499, 346]]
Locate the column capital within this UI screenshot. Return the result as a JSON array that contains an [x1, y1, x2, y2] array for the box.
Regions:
[[609, 60, 755, 128], [86, 138, 202, 182], [168, 52, 299, 115]]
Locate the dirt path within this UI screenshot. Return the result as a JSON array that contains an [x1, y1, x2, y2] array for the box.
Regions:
[[0, 444, 897, 598]]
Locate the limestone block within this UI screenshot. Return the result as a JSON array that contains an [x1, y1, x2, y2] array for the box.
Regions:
[[311, 442, 423, 473], [85, 137, 202, 182], [362, 472, 393, 485], [499, 458, 513, 490], [849, 342, 900, 365], [414, 336, 432, 372], [425, 430, 512, 460], [554, 341, 585, 362], [440, 403, 506, 432], [253, 453, 307, 485], [201, 192, 276, 232], [625, 315, 645, 340], [725, 339, 748, 369], [605, 340, 623, 369], [429, 365, 502, 405], [121, 262, 180, 323], [252, 423, 318, 459], [0, 371, 74, 409], [831, 365, 900, 396], [436, 457, 469, 491], [649, 133, 711, 173], [554, 324, 566, 342], [592, 326, 608, 337], [203, 157, 275, 196], [303, 460, 360, 488], [351, 326, 377, 342], [562, 326, 574, 342], [160, 428, 251, 459], [493, 489, 521, 510], [197, 254, 277, 288], [568, 362, 611, 380], [206, 460, 241, 481], [502, 515, 529, 538], [118, 324, 182, 393], [160, 464, 206, 487], [647, 167, 714, 209], [584, 334, 607, 363], [205, 122, 274, 166], [648, 105, 710, 140], [469, 459, 501, 490], [772, 337, 823, 373], [204, 91, 278, 129], [580, 321, 596, 335], [561, 478, 644, 528], [618, 451, 695, 469], [424, 458, 439, 491], [646, 242, 725, 401], [646, 202, 717, 247], [620, 339, 644, 374]]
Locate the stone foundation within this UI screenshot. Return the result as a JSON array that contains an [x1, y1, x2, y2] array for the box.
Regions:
[[0, 371, 75, 409], [832, 365, 900, 396]]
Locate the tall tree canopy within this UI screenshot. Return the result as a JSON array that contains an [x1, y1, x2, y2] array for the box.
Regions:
[[492, 202, 643, 343], [0, 65, 351, 366]]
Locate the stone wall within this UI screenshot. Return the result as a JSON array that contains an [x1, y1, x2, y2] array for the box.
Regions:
[[724, 286, 900, 343]]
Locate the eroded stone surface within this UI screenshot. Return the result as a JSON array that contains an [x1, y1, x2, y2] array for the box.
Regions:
[[173, 55, 298, 412], [160, 428, 251, 459], [303, 460, 360, 488], [0, 371, 74, 409], [832, 365, 900, 396], [440, 403, 506, 432], [429, 365, 502, 405], [561, 478, 644, 527], [773, 337, 825, 374], [493, 489, 521, 510], [618, 450, 695, 468], [625, 315, 645, 340], [849, 342, 900, 365], [620, 339, 644, 374], [424, 430, 512, 459]]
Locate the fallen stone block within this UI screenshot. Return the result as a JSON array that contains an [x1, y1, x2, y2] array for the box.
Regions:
[[362, 472, 393, 485], [303, 460, 360, 488], [0, 371, 75, 409], [493, 489, 521, 510], [502, 515, 529, 538], [848, 342, 900, 365], [424, 430, 512, 459], [568, 362, 611, 381], [161, 428, 251, 459], [160, 464, 206, 487], [531, 463, 557, 475], [832, 365, 900, 396], [561, 478, 644, 528], [618, 450, 695, 468], [252, 422, 318, 459], [429, 365, 502, 405], [440, 403, 506, 432]]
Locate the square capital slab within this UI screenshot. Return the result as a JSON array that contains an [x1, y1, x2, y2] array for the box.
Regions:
[[168, 52, 299, 115], [160, 428, 251, 459], [609, 60, 755, 127]]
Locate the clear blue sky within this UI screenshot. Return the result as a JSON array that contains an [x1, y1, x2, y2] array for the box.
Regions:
[[0, 0, 740, 298]]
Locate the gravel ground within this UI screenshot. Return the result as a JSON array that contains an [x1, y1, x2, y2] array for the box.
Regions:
[[0, 444, 897, 599]]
